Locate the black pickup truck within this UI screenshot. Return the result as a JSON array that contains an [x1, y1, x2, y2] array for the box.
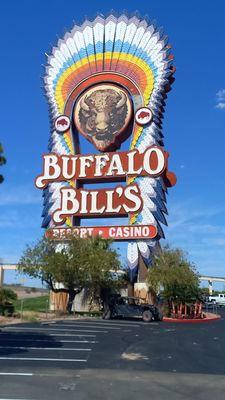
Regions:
[[102, 295, 163, 322]]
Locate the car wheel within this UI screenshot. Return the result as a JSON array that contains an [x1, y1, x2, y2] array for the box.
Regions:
[[142, 310, 153, 322], [102, 309, 111, 320]]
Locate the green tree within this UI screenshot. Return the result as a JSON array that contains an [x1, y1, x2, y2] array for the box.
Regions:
[[147, 246, 200, 315], [0, 143, 6, 183], [18, 235, 120, 313]]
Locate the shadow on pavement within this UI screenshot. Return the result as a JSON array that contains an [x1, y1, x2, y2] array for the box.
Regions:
[[0, 325, 63, 357]]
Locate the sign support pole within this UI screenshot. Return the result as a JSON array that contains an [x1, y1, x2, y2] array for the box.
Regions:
[[138, 254, 148, 283], [137, 254, 158, 304]]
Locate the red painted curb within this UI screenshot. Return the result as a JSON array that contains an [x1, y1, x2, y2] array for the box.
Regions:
[[163, 314, 221, 323]]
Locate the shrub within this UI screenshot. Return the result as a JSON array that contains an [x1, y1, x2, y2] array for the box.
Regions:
[[0, 288, 17, 304]]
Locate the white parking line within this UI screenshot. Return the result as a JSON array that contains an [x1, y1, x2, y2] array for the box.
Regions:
[[59, 340, 96, 343], [3, 327, 108, 333], [43, 323, 120, 330], [57, 321, 141, 327], [92, 323, 141, 328], [0, 357, 87, 362], [49, 333, 96, 337], [0, 346, 91, 351], [0, 338, 96, 343], [0, 332, 96, 338], [0, 373, 33, 376]]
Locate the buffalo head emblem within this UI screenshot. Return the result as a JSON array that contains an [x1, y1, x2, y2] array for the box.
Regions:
[[74, 85, 132, 151]]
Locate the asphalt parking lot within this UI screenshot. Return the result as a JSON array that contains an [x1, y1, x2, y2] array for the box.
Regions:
[[0, 309, 225, 400]]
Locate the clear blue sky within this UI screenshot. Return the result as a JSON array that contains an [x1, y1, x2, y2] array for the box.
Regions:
[[0, 0, 225, 287]]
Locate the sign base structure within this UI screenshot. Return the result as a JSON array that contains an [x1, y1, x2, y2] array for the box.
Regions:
[[36, 13, 177, 282], [45, 225, 157, 241], [134, 282, 150, 302]]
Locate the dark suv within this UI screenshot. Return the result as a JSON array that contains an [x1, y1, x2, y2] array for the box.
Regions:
[[102, 295, 163, 322]]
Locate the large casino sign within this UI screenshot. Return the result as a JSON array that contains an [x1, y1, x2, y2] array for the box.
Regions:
[[35, 14, 176, 275]]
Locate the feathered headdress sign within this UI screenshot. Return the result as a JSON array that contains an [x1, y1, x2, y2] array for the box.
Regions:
[[35, 13, 176, 279]]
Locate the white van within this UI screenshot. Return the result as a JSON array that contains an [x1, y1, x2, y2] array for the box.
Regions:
[[209, 293, 225, 306]]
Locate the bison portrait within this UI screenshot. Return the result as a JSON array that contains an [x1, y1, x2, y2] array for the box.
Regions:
[[75, 85, 132, 151]]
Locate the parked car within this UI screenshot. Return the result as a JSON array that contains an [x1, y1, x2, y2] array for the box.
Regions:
[[102, 295, 163, 322], [209, 293, 225, 306]]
